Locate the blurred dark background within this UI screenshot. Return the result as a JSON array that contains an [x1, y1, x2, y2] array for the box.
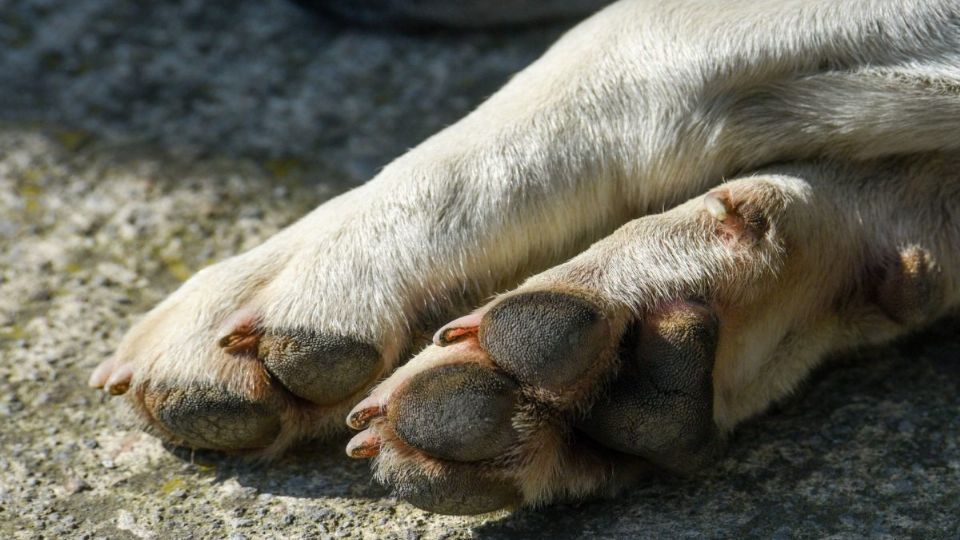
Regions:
[[0, 0, 612, 182]]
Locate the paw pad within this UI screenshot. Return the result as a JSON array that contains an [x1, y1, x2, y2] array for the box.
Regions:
[[580, 302, 721, 473], [259, 330, 382, 405], [349, 292, 723, 513], [390, 363, 520, 462], [142, 383, 281, 450], [479, 291, 610, 393]]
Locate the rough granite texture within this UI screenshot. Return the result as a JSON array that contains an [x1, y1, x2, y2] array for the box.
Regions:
[[1, 1, 958, 538]]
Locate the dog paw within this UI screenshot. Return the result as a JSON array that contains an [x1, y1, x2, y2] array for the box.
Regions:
[[88, 242, 394, 453], [347, 167, 951, 513], [342, 177, 795, 513], [346, 293, 721, 514], [86, 192, 458, 455]]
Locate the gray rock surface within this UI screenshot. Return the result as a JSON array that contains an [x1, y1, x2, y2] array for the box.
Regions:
[[1, 1, 958, 538]]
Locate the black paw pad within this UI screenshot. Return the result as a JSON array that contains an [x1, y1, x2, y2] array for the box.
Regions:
[[390, 363, 519, 462], [479, 291, 610, 392], [259, 330, 381, 405], [146, 384, 281, 450], [581, 302, 720, 473]]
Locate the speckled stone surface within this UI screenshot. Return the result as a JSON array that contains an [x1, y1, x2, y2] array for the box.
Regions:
[[1, 1, 958, 538]]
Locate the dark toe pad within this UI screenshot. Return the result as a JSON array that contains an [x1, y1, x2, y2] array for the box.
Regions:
[[145, 384, 281, 450], [388, 464, 520, 515], [479, 291, 610, 392], [390, 363, 519, 462], [877, 246, 942, 325], [259, 329, 381, 405]]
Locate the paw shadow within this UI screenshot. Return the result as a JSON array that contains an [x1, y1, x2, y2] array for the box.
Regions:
[[164, 437, 390, 501]]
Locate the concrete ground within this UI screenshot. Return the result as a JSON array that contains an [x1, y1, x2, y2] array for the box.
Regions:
[[1, 1, 958, 538]]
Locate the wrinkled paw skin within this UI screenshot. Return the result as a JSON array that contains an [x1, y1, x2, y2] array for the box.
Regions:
[[89, 299, 386, 455], [256, 330, 382, 406], [580, 302, 723, 474], [347, 293, 723, 515]]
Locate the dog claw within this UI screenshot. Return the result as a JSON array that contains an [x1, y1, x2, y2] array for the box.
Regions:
[[104, 364, 134, 395], [106, 380, 130, 396], [433, 310, 487, 346], [347, 430, 381, 458], [218, 329, 261, 356], [703, 192, 729, 221], [88, 357, 116, 388], [217, 309, 263, 355], [347, 399, 384, 430], [89, 356, 133, 395]]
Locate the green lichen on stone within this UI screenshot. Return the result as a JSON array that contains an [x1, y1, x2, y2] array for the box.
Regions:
[[52, 129, 92, 152], [264, 157, 304, 180]]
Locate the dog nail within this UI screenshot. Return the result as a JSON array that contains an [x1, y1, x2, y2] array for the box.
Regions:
[[105, 364, 134, 395], [346, 430, 381, 458], [704, 192, 729, 221], [347, 400, 384, 430]]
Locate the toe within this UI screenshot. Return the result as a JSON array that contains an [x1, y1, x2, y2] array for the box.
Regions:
[[346, 429, 382, 458], [258, 329, 382, 405], [388, 363, 520, 462], [346, 399, 384, 430], [88, 357, 116, 388], [104, 363, 134, 395], [142, 383, 282, 450], [479, 291, 611, 392]]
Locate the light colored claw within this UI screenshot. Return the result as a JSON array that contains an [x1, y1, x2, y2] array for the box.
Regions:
[[216, 307, 263, 355], [704, 192, 729, 221], [432, 307, 488, 346], [88, 357, 117, 388], [89, 357, 134, 395]]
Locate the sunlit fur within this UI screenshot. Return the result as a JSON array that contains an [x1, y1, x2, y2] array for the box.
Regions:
[[98, 0, 958, 472]]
